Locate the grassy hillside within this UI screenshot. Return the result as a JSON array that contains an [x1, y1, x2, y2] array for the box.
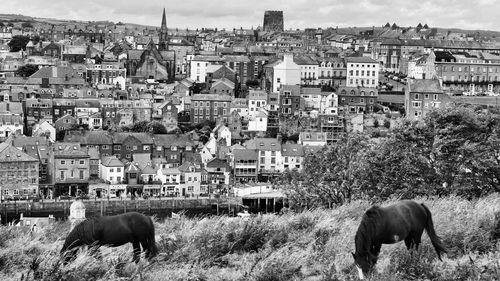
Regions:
[[1, 195, 499, 281]]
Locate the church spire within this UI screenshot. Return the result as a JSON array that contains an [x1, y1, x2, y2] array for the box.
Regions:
[[161, 8, 167, 31], [159, 7, 168, 51]]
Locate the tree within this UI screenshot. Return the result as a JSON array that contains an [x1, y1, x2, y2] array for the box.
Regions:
[[8, 35, 30, 52], [31, 35, 41, 45], [373, 119, 379, 128], [21, 22, 33, 29], [276, 134, 369, 208], [15, 64, 38, 77], [126, 121, 168, 134], [383, 119, 391, 129]]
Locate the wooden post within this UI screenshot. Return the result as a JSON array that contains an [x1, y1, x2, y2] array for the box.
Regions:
[[216, 197, 220, 216], [273, 198, 276, 213], [265, 198, 269, 213], [100, 200, 103, 216], [257, 198, 260, 213]]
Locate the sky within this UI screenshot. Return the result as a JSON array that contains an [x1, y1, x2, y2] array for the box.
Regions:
[[2, 0, 499, 31]]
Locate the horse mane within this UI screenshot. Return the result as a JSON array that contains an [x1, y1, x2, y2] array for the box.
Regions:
[[61, 217, 100, 252], [355, 206, 381, 258]]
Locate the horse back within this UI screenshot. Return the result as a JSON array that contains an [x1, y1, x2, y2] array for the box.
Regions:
[[378, 201, 428, 241], [97, 212, 154, 246]]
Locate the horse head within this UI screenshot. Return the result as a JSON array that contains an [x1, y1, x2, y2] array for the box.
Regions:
[[352, 251, 377, 280], [60, 219, 96, 265]]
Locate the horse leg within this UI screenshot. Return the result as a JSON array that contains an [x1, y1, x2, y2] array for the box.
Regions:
[[140, 240, 150, 260], [132, 241, 141, 263], [372, 243, 382, 256], [404, 236, 414, 251], [413, 231, 424, 250]]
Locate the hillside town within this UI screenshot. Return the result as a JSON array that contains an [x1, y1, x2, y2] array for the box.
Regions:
[[1, 9, 500, 201]]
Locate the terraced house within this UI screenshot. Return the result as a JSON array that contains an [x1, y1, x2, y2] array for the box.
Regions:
[[49, 143, 90, 197], [0, 142, 39, 200]]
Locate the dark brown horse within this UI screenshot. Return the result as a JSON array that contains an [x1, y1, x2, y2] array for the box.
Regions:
[[60, 212, 158, 264], [352, 200, 446, 279]]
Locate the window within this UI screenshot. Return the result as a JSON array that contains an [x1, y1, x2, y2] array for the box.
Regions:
[[114, 145, 121, 150], [80, 170, 84, 179], [110, 168, 114, 172], [79, 160, 84, 165], [117, 168, 121, 172], [132, 145, 137, 151], [143, 145, 150, 151], [412, 101, 422, 108], [60, 171, 65, 180], [434, 94, 438, 100], [414, 94, 420, 100], [61, 160, 66, 165]]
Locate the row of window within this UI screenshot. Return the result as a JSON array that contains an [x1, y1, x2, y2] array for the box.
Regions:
[[441, 66, 500, 73], [348, 79, 377, 85], [59, 170, 85, 180], [193, 101, 229, 108], [349, 70, 377, 77], [413, 93, 439, 100], [60, 160, 86, 165], [193, 108, 228, 115], [443, 75, 499, 82], [2, 189, 37, 196], [349, 64, 377, 68]]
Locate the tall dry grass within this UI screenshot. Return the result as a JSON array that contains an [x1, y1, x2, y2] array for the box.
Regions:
[[0, 194, 499, 281]]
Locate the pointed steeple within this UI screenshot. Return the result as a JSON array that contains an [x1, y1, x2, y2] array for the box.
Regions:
[[159, 7, 168, 51], [161, 8, 167, 31]]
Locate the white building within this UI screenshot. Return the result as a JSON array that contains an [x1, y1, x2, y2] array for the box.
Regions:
[[346, 57, 379, 88], [247, 111, 268, 132], [248, 90, 268, 117], [32, 120, 55, 143], [178, 162, 202, 197], [267, 54, 301, 93], [99, 156, 125, 184], [0, 115, 23, 138], [189, 55, 224, 82]]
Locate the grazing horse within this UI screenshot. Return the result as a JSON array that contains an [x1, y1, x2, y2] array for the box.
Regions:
[[60, 212, 158, 264], [352, 200, 446, 280]]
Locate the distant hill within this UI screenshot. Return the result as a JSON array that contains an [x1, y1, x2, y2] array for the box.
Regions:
[[1, 13, 500, 39]]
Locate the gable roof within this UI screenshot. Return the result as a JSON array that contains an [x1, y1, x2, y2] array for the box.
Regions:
[[281, 143, 304, 156], [0, 142, 38, 162], [101, 156, 125, 167], [408, 79, 443, 93]]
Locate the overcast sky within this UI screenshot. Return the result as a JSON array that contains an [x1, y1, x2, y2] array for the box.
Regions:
[[2, 0, 499, 31]]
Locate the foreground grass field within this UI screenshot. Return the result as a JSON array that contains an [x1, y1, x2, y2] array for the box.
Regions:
[[1, 195, 500, 281]]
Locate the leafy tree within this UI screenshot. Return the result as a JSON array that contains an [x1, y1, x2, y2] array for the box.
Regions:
[[276, 134, 369, 208], [15, 64, 38, 77], [126, 121, 168, 134], [31, 35, 41, 45], [373, 118, 379, 128], [383, 119, 391, 129], [21, 22, 33, 29], [8, 35, 30, 52]]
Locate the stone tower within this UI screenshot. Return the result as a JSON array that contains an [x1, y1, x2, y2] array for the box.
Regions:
[[158, 8, 169, 51], [263, 11, 284, 32]]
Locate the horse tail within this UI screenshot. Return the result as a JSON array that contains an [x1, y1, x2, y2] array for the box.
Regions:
[[147, 216, 158, 258], [421, 203, 446, 260]]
